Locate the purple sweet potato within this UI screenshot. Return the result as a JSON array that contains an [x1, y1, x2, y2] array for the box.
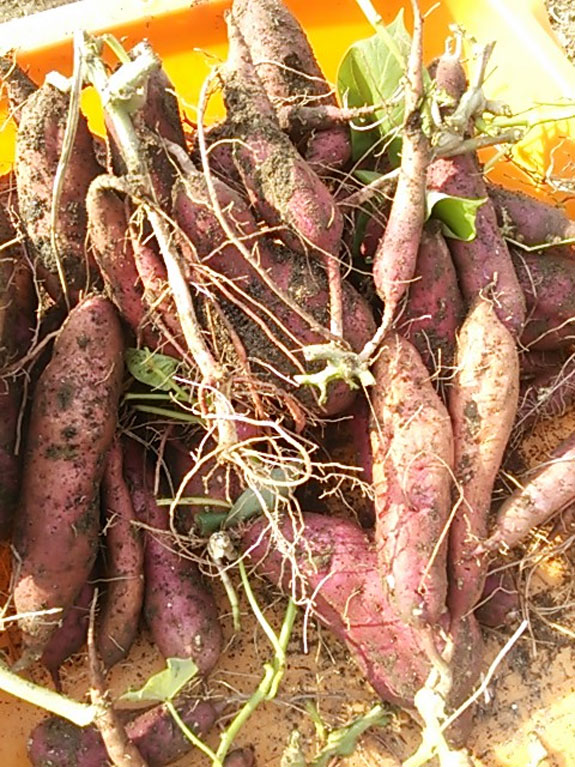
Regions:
[[221, 11, 344, 335], [369, 333, 453, 625], [426, 54, 526, 336], [512, 246, 575, 350], [399, 220, 465, 377], [242, 512, 482, 743], [0, 55, 37, 122], [479, 432, 575, 554], [97, 440, 145, 669], [172, 170, 375, 416], [447, 298, 519, 619], [13, 296, 124, 661], [0, 205, 36, 539], [224, 748, 256, 767], [28, 695, 218, 767], [40, 579, 95, 690], [474, 569, 520, 629], [15, 81, 103, 302], [123, 440, 223, 675], [488, 183, 575, 253], [232, 0, 350, 172], [86, 181, 163, 352]]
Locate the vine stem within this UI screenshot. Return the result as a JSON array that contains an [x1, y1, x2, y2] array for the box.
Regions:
[[214, 565, 297, 764], [80, 33, 238, 452], [0, 661, 96, 726]]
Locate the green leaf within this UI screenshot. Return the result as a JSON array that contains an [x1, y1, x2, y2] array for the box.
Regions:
[[426, 191, 487, 241], [125, 347, 181, 392], [336, 10, 411, 160], [310, 704, 390, 767], [119, 658, 199, 703]]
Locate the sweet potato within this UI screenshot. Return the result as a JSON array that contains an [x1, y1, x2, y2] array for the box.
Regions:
[[172, 172, 375, 416], [488, 183, 575, 252], [512, 246, 575, 350], [0, 205, 36, 539], [123, 440, 223, 675], [242, 512, 482, 743], [40, 579, 95, 690], [369, 333, 453, 625], [96, 440, 145, 669], [427, 54, 526, 336], [86, 182, 163, 352], [479, 432, 575, 554], [12, 296, 124, 661], [0, 55, 37, 122], [512, 353, 575, 447], [15, 81, 103, 302], [221, 11, 344, 335], [372, 3, 430, 334], [474, 570, 520, 629], [224, 748, 256, 767], [28, 695, 219, 767], [399, 220, 465, 377], [232, 0, 350, 172], [447, 298, 519, 619]]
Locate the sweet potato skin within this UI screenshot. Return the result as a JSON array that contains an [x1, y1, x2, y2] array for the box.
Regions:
[[481, 432, 575, 553], [173, 175, 375, 416], [87, 182, 163, 351], [512, 246, 575, 350], [242, 512, 483, 743], [232, 0, 350, 170], [399, 221, 465, 377], [0, 205, 37, 539], [221, 13, 344, 262], [489, 183, 575, 251], [28, 696, 219, 767], [13, 296, 124, 660], [15, 82, 102, 301], [426, 58, 525, 336], [369, 333, 453, 625], [123, 441, 223, 675], [96, 440, 145, 669], [40, 579, 95, 689], [447, 298, 519, 619]]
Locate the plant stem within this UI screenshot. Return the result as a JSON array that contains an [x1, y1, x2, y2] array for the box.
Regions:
[[214, 596, 297, 764], [166, 700, 223, 767], [0, 661, 95, 726], [131, 405, 202, 423]]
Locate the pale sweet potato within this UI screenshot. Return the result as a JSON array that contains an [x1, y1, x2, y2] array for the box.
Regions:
[[447, 298, 519, 619], [369, 333, 453, 625], [13, 296, 124, 661], [242, 512, 482, 744], [480, 432, 575, 553]]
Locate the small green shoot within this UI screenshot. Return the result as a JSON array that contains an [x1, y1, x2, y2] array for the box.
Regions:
[[294, 343, 376, 402]]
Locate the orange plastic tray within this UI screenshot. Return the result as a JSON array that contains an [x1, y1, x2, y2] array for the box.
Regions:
[[2, 2, 575, 766]]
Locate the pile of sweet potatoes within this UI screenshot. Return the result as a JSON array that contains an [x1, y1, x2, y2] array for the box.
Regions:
[[2, 1, 575, 765]]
